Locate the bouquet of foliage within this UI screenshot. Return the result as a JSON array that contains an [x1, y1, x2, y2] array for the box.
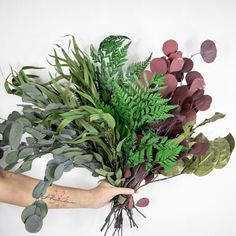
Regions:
[[0, 35, 234, 236]]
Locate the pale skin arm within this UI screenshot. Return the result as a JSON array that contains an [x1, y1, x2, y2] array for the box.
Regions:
[[0, 167, 134, 209]]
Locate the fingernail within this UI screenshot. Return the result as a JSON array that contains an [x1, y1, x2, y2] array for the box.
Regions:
[[128, 189, 135, 194]]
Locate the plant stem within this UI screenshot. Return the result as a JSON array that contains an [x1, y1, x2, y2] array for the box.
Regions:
[[190, 52, 200, 58]]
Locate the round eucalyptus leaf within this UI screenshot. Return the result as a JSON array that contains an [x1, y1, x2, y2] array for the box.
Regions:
[[53, 163, 65, 180], [21, 205, 37, 223], [35, 200, 48, 219], [32, 181, 48, 199], [15, 160, 33, 173], [73, 154, 93, 165], [25, 214, 43, 233], [5, 150, 19, 164], [18, 147, 34, 159], [63, 162, 74, 172], [45, 165, 57, 181], [9, 120, 24, 150]]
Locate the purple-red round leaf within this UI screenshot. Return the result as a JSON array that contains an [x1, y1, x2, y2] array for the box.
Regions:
[[200, 40, 217, 63], [150, 58, 168, 75], [162, 40, 178, 56], [195, 95, 212, 111], [136, 197, 150, 207], [169, 58, 185, 72], [186, 71, 203, 86]]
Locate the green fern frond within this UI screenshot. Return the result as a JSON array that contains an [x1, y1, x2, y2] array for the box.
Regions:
[[127, 131, 184, 171], [125, 53, 152, 80]]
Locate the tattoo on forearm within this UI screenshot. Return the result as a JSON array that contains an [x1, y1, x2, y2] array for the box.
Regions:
[[41, 190, 76, 207]]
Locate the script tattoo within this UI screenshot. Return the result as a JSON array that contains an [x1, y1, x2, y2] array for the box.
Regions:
[[42, 190, 76, 207]]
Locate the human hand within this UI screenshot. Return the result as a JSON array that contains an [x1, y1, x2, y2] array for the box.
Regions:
[[88, 180, 135, 208]]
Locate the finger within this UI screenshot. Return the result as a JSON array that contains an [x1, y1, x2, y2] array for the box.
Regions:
[[113, 187, 135, 195]]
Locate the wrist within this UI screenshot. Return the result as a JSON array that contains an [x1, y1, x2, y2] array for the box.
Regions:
[[75, 189, 96, 208]]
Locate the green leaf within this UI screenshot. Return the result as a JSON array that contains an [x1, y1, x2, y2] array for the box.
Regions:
[[160, 160, 185, 176], [95, 168, 108, 177], [32, 181, 49, 199], [21, 205, 37, 223], [25, 127, 46, 140], [5, 150, 19, 164], [224, 133, 235, 153], [213, 138, 231, 169], [117, 195, 126, 204], [24, 214, 43, 233], [73, 154, 93, 166], [195, 112, 225, 129], [34, 200, 48, 219], [53, 163, 65, 180], [9, 120, 24, 149], [115, 168, 122, 180], [15, 160, 33, 173], [18, 147, 34, 159]]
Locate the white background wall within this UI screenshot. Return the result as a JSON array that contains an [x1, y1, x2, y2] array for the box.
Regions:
[[0, 0, 236, 235]]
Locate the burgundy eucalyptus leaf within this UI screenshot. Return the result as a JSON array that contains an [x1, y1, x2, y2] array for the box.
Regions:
[[181, 96, 194, 112], [159, 74, 178, 97], [189, 78, 205, 95], [169, 57, 185, 72], [136, 198, 150, 207], [168, 51, 183, 60], [200, 40, 217, 63], [171, 71, 184, 82], [192, 89, 205, 101], [181, 140, 189, 148], [170, 86, 191, 105], [186, 71, 203, 86], [181, 58, 194, 73], [189, 142, 210, 156], [145, 173, 155, 184], [184, 109, 197, 122], [124, 169, 132, 178], [162, 39, 178, 56], [194, 95, 212, 111], [150, 58, 168, 75]]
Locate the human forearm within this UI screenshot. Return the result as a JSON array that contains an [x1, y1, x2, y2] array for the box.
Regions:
[[0, 171, 94, 208]]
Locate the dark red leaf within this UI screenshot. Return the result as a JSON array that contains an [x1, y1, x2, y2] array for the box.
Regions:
[[171, 71, 184, 82], [181, 96, 194, 112], [200, 40, 217, 63], [194, 95, 212, 111], [186, 71, 203, 86], [192, 89, 205, 101], [181, 58, 194, 73], [145, 173, 155, 184], [162, 40, 178, 56], [136, 198, 150, 207], [168, 51, 183, 60], [159, 74, 178, 97], [189, 142, 210, 156], [150, 58, 168, 75], [189, 78, 205, 95], [169, 57, 185, 72], [124, 169, 132, 178], [170, 85, 191, 105], [185, 109, 197, 122], [181, 140, 189, 147]]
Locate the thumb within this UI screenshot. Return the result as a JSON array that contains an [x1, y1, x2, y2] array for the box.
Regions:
[[113, 187, 135, 195]]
